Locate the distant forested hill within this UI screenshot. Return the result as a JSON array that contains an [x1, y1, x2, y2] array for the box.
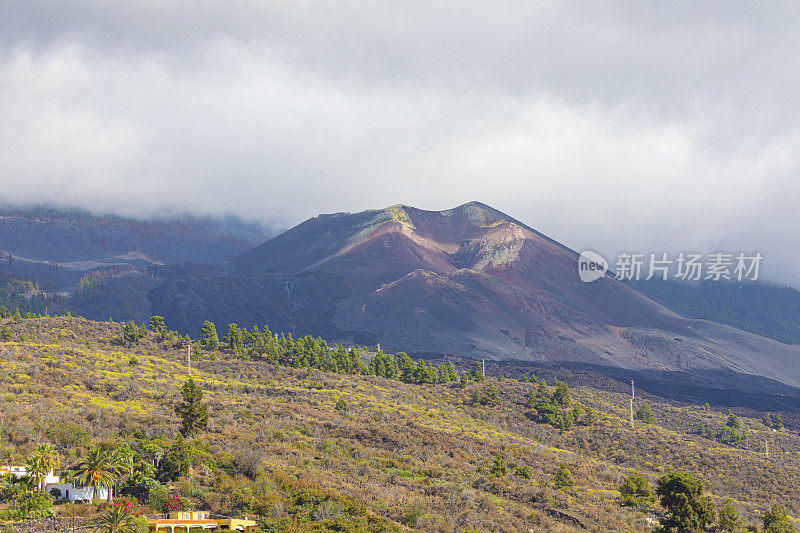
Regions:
[[630, 279, 800, 345], [0, 205, 273, 323]]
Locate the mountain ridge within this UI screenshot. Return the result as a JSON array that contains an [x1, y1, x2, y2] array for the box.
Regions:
[[2, 201, 799, 399], [211, 202, 800, 393]]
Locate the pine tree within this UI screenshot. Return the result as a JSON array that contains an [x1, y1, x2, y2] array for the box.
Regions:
[[526, 386, 537, 408], [726, 410, 742, 430], [396, 352, 417, 383], [468, 361, 485, 382], [763, 504, 795, 533], [571, 402, 582, 422], [559, 413, 573, 434], [148, 316, 166, 337], [535, 398, 558, 426], [157, 436, 191, 482], [437, 361, 457, 383], [469, 388, 482, 406], [717, 499, 742, 533], [583, 406, 597, 425], [655, 472, 716, 533], [200, 321, 219, 351], [123, 321, 140, 346], [174, 378, 209, 437], [223, 323, 245, 353], [483, 383, 499, 406], [536, 379, 549, 399], [552, 381, 571, 407]]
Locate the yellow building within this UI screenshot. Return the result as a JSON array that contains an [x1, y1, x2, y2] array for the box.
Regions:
[[146, 511, 257, 532]]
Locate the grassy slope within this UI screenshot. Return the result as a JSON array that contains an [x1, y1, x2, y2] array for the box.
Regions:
[[1, 317, 799, 531]]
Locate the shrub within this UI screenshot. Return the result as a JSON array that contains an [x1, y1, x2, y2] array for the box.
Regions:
[[146, 484, 170, 512], [335, 398, 348, 413], [45, 419, 90, 449], [167, 495, 183, 512], [489, 452, 507, 478], [403, 503, 426, 527], [619, 471, 654, 509], [16, 491, 53, 518], [554, 464, 574, 490], [514, 466, 533, 480], [233, 449, 264, 479], [469, 384, 500, 407], [635, 402, 655, 424], [718, 425, 746, 447]]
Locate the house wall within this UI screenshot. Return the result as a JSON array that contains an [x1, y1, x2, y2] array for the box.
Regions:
[[1, 465, 59, 484], [45, 483, 110, 502]]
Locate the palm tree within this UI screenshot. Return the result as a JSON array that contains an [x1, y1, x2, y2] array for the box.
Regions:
[[73, 448, 116, 503], [107, 446, 134, 502], [25, 455, 47, 492], [28, 443, 60, 491], [98, 507, 137, 533], [37, 443, 60, 471]]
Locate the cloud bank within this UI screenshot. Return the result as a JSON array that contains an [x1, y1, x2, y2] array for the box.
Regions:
[[1, 1, 799, 283]]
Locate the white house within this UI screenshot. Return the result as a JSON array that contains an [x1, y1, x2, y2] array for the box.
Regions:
[[0, 465, 59, 485], [45, 482, 110, 502], [1, 465, 108, 502]]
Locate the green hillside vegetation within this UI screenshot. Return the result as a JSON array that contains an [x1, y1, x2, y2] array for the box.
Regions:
[[0, 316, 798, 531]]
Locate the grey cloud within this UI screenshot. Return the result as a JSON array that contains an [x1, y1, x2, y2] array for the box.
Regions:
[[0, 1, 799, 285]]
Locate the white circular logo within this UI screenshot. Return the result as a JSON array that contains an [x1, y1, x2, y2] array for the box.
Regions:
[[578, 250, 608, 283]]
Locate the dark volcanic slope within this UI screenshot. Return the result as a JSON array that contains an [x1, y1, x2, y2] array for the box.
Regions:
[[222, 202, 800, 389], [231, 202, 679, 327]]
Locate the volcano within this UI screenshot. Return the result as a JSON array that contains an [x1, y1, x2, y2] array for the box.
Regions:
[[156, 202, 800, 393]]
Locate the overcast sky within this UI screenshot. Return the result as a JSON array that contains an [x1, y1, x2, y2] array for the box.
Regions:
[[1, 1, 800, 284]]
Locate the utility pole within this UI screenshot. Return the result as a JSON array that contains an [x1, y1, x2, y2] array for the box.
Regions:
[[629, 380, 635, 429], [187, 344, 191, 376], [482, 359, 485, 377], [629, 398, 634, 429], [765, 440, 769, 457]]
